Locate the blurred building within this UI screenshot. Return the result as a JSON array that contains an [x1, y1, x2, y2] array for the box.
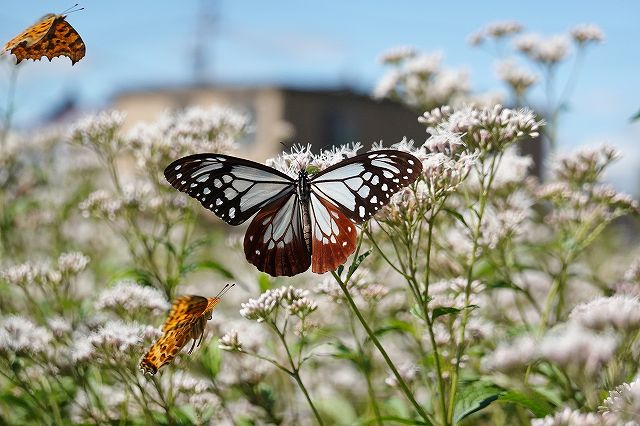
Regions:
[[109, 85, 543, 173]]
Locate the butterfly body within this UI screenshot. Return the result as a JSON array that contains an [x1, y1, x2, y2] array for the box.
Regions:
[[3, 13, 85, 64], [165, 150, 422, 277]]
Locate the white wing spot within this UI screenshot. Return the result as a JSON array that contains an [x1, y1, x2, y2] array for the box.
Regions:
[[358, 185, 370, 198], [255, 249, 260, 255], [371, 195, 377, 203], [203, 188, 211, 195], [371, 176, 379, 185], [229, 207, 236, 219], [224, 187, 237, 200], [232, 180, 252, 192], [381, 184, 388, 191], [209, 204, 213, 208], [176, 173, 182, 179], [216, 199, 222, 206], [403, 176, 408, 180], [214, 179, 222, 188], [359, 206, 365, 217], [249, 235, 254, 241], [181, 180, 186, 185], [363, 172, 372, 181], [394, 178, 400, 183], [383, 170, 394, 178], [190, 183, 198, 188], [277, 241, 284, 248], [330, 235, 336, 243], [347, 226, 352, 232], [407, 168, 413, 173], [196, 175, 209, 183], [222, 175, 232, 183], [408, 159, 414, 165], [342, 241, 347, 246], [345, 178, 361, 190], [174, 165, 182, 171]]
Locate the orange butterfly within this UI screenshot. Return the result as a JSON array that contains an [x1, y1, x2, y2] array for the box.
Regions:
[[139, 284, 234, 375], [3, 8, 86, 65]]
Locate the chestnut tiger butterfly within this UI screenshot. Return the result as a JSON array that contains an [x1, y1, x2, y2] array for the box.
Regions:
[[164, 150, 422, 277]]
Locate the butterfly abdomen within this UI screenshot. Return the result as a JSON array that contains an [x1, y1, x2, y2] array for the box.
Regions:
[[297, 171, 312, 252]]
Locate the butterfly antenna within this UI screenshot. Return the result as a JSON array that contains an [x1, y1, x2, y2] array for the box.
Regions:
[[62, 4, 84, 15], [215, 283, 235, 298]]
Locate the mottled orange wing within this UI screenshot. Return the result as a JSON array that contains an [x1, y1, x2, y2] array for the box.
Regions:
[[3, 14, 86, 65], [162, 295, 209, 332], [139, 294, 225, 375], [139, 326, 193, 375]]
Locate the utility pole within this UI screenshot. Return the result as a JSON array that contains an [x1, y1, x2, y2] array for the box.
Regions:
[[192, 0, 218, 84]]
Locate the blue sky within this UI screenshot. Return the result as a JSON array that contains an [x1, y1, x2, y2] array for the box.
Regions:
[[2, 1, 640, 190]]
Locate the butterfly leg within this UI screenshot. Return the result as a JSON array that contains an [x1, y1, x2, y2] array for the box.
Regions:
[[188, 337, 197, 354], [196, 331, 205, 348]]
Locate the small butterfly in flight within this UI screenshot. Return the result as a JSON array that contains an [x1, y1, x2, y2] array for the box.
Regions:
[[2, 5, 86, 65], [165, 149, 422, 277], [139, 283, 234, 375]]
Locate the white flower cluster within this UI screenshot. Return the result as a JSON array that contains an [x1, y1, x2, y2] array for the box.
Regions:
[[468, 20, 523, 46], [485, 323, 617, 374], [532, 407, 604, 426], [127, 105, 247, 170], [0, 316, 53, 355], [378, 45, 417, 64], [95, 281, 170, 315], [552, 145, 620, 185], [240, 286, 317, 323], [1, 252, 89, 288], [569, 295, 640, 332], [601, 379, 640, 424], [570, 24, 605, 45], [420, 104, 542, 153], [514, 34, 571, 64], [495, 58, 538, 95], [219, 329, 243, 352], [384, 363, 419, 388], [373, 49, 470, 110], [266, 143, 362, 177], [70, 384, 134, 424], [68, 110, 127, 155], [72, 320, 160, 363]]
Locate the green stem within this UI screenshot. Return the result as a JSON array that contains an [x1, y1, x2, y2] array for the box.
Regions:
[[331, 271, 433, 425], [272, 325, 324, 426]]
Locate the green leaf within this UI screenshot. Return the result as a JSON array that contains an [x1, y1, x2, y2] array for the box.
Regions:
[[498, 390, 555, 417], [410, 304, 426, 321], [358, 416, 429, 425], [432, 306, 462, 320], [336, 264, 345, 277], [453, 379, 503, 424], [258, 273, 272, 292], [347, 249, 372, 277], [443, 207, 469, 229], [180, 260, 235, 279]]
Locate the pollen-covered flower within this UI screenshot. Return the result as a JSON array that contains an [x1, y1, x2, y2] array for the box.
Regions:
[[0, 316, 53, 355], [95, 281, 170, 315], [239, 288, 282, 322], [266, 143, 362, 177], [571, 24, 605, 45], [483, 335, 537, 372]]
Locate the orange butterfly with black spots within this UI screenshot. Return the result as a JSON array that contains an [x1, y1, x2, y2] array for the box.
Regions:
[[3, 7, 86, 65], [139, 284, 234, 375]]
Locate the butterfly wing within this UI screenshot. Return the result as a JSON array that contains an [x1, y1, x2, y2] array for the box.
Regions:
[[309, 193, 357, 273], [165, 154, 296, 226], [3, 14, 56, 51], [244, 193, 311, 276], [310, 150, 422, 223], [162, 295, 209, 333], [5, 15, 86, 65], [139, 326, 193, 375]]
